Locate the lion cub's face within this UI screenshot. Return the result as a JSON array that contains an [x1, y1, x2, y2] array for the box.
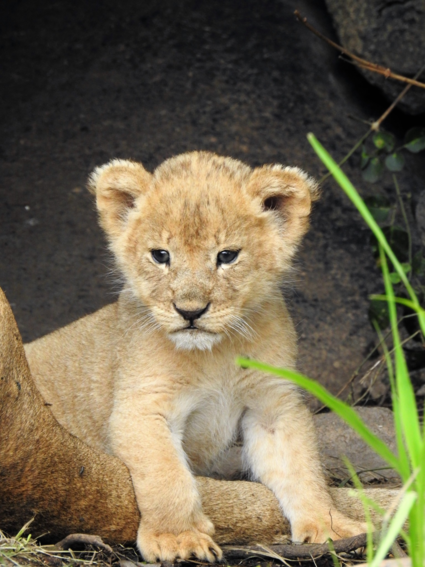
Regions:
[[89, 152, 317, 351]]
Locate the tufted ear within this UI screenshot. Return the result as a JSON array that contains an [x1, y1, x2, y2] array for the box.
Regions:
[[88, 159, 153, 239], [247, 165, 319, 246]]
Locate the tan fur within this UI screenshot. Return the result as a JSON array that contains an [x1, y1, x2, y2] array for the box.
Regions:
[[25, 151, 366, 562], [0, 287, 399, 547]]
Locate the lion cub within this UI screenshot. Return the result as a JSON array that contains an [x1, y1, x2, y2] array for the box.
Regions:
[[26, 152, 366, 562]]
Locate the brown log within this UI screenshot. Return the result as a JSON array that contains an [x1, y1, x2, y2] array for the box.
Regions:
[[0, 287, 399, 546]]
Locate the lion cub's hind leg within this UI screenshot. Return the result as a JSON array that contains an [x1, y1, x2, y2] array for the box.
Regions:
[[242, 384, 367, 544]]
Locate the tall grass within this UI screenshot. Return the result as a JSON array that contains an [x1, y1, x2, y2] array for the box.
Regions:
[[238, 135, 425, 567]]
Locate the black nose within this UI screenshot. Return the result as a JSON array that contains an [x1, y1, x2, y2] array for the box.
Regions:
[[174, 303, 210, 321]]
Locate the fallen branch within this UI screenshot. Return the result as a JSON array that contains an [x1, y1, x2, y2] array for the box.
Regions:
[[294, 11, 425, 90], [224, 532, 370, 561]]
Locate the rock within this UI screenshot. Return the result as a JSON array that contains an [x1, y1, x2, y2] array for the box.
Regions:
[[315, 407, 400, 483], [324, 0, 425, 114]]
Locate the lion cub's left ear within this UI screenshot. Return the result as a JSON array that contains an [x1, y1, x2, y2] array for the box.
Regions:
[[247, 165, 319, 246], [88, 159, 153, 239]]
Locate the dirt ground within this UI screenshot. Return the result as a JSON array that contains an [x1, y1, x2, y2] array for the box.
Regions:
[[1, 0, 425, 396]]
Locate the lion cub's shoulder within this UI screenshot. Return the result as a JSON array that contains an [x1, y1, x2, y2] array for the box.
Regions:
[[26, 302, 118, 358]]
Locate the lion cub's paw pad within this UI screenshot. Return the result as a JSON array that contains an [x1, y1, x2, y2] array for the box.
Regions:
[[138, 530, 222, 563]]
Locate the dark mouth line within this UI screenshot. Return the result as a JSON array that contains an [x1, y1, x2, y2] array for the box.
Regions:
[[171, 324, 217, 334], [176, 325, 214, 333]]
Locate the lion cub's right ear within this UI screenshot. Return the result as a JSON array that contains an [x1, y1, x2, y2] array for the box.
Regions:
[[88, 159, 152, 239]]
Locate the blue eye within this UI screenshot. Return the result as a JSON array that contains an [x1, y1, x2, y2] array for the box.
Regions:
[[151, 250, 170, 264], [217, 250, 239, 265]]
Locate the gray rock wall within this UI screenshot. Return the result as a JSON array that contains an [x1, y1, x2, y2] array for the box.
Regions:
[[325, 0, 425, 114]]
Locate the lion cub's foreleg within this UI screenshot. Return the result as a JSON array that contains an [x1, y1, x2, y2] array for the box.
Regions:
[[242, 385, 367, 543], [108, 392, 222, 563]]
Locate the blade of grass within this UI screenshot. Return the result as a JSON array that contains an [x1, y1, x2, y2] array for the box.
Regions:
[[372, 321, 410, 480], [370, 295, 425, 316], [369, 491, 416, 567], [380, 246, 422, 468], [236, 357, 399, 470], [342, 458, 374, 564], [413, 445, 425, 567], [14, 520, 33, 541]]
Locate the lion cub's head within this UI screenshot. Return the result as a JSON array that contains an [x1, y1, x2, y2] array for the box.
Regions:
[[89, 151, 318, 351]]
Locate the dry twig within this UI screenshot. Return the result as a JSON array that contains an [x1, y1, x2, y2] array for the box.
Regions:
[[224, 531, 371, 561], [294, 11, 425, 91]]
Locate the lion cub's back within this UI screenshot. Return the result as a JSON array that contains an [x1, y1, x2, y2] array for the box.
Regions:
[[24, 303, 120, 452]]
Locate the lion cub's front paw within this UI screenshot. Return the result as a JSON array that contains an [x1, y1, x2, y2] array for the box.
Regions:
[[138, 525, 222, 563], [292, 512, 368, 544]]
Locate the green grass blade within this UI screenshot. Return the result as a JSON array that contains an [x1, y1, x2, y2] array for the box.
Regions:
[[373, 322, 410, 479], [370, 295, 425, 317], [342, 459, 374, 563], [236, 357, 399, 470], [380, 246, 422, 468], [307, 133, 425, 337], [412, 447, 425, 566], [369, 491, 416, 567], [14, 520, 33, 541], [324, 539, 340, 567]]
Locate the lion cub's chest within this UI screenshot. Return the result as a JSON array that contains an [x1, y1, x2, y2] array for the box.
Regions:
[[169, 369, 246, 476]]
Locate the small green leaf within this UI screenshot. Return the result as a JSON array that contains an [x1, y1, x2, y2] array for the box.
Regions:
[[404, 127, 425, 153], [362, 157, 384, 183], [368, 298, 389, 329], [386, 265, 411, 284], [363, 195, 391, 223], [385, 152, 405, 172], [360, 144, 370, 169], [373, 131, 395, 152], [389, 272, 401, 284]]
